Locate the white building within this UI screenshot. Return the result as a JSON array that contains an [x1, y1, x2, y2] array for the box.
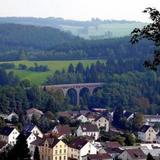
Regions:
[[138, 125, 157, 142], [23, 124, 43, 138], [68, 138, 97, 160], [0, 127, 20, 146], [24, 131, 37, 147], [93, 116, 109, 132], [77, 124, 99, 140], [76, 114, 88, 123]]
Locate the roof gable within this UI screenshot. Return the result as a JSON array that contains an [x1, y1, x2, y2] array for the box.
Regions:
[[80, 124, 99, 132]]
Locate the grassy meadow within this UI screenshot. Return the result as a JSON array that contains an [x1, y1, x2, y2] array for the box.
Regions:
[[1, 60, 104, 85]]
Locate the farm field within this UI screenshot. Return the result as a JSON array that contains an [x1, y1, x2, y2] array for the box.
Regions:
[[1, 60, 104, 85]]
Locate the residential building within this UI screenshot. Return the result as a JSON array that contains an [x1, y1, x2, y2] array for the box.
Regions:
[[0, 127, 19, 146], [6, 112, 19, 122], [68, 138, 97, 160], [0, 141, 7, 152], [144, 115, 160, 125], [82, 153, 112, 160], [30, 137, 68, 160], [26, 108, 44, 120], [93, 116, 109, 132], [23, 124, 43, 138], [23, 131, 37, 147], [52, 125, 72, 139], [76, 114, 88, 123], [77, 124, 99, 140], [123, 111, 134, 121], [118, 148, 146, 160], [138, 125, 157, 142]]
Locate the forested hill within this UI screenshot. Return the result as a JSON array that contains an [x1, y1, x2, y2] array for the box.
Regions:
[[0, 17, 145, 39], [0, 23, 154, 61], [0, 23, 81, 51]]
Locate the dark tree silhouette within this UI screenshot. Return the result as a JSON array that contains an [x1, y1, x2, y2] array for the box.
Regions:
[[34, 146, 40, 160], [8, 132, 31, 160], [131, 7, 160, 70], [147, 153, 155, 160]]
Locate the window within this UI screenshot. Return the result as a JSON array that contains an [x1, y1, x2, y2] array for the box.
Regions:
[[60, 149, 62, 154], [55, 157, 57, 160], [59, 156, 61, 160], [64, 156, 66, 160], [55, 150, 57, 154], [64, 149, 66, 153]]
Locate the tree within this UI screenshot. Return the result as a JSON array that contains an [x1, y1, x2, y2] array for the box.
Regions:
[[8, 132, 31, 160], [124, 132, 136, 146], [113, 106, 123, 126], [68, 64, 74, 73], [147, 153, 155, 160], [131, 7, 160, 70], [132, 113, 144, 131], [34, 146, 40, 160]]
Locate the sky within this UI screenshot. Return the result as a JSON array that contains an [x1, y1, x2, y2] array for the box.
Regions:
[[0, 0, 160, 22]]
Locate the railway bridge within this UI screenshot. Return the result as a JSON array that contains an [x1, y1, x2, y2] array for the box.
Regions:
[[42, 82, 105, 105]]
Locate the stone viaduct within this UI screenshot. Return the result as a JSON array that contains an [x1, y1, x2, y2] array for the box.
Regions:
[[42, 82, 105, 105]]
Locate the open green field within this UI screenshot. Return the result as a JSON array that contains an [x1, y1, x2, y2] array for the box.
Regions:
[[1, 60, 104, 85]]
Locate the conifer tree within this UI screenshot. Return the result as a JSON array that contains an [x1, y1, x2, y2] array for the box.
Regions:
[[34, 146, 40, 160]]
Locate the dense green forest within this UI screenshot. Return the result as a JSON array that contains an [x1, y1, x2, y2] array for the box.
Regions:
[[0, 24, 154, 61]]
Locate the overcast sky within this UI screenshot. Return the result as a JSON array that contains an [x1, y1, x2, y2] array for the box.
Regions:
[[0, 0, 160, 22]]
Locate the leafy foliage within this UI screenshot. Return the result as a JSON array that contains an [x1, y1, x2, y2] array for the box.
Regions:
[[131, 8, 160, 70]]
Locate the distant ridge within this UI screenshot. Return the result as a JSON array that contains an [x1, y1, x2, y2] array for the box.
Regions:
[[0, 17, 146, 39]]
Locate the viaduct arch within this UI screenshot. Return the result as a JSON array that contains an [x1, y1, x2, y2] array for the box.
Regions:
[[42, 82, 104, 105]]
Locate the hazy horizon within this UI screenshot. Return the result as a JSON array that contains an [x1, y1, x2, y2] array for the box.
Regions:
[[0, 0, 160, 22]]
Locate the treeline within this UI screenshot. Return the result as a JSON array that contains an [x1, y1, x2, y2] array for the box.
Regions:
[[19, 63, 49, 72], [0, 24, 154, 61], [46, 59, 146, 84], [0, 68, 72, 114]]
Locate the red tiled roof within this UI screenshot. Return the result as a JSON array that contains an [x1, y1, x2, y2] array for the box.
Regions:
[[87, 153, 112, 160], [53, 125, 71, 137], [69, 138, 88, 150], [105, 141, 122, 149], [0, 141, 7, 150], [26, 108, 43, 115], [126, 148, 146, 159], [31, 137, 60, 148], [80, 124, 99, 132]]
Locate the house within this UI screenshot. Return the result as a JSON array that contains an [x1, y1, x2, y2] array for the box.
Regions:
[[123, 111, 134, 121], [68, 138, 97, 160], [0, 141, 7, 152], [103, 141, 122, 149], [6, 112, 19, 122], [138, 125, 157, 142], [23, 124, 43, 138], [118, 148, 146, 160], [82, 153, 112, 160], [26, 108, 43, 120], [85, 112, 97, 122], [76, 114, 88, 123], [23, 131, 37, 147], [144, 115, 160, 125], [52, 125, 72, 139], [0, 127, 19, 146], [93, 116, 109, 132], [140, 143, 160, 159], [77, 124, 99, 140], [30, 137, 68, 160]]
